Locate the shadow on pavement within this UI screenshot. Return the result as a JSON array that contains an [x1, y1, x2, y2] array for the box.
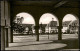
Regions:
[[9, 38, 79, 50], [52, 38, 79, 49]]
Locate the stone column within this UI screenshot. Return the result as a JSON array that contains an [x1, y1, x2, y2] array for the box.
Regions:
[[8, 27, 12, 43], [36, 26, 39, 41], [35, 21, 39, 41], [1, 27, 5, 50], [10, 13, 13, 43], [7, 1, 12, 43], [4, 1, 9, 47], [58, 20, 62, 40], [1, 1, 5, 50], [10, 25, 13, 43], [5, 27, 9, 47], [10, 2, 14, 43]]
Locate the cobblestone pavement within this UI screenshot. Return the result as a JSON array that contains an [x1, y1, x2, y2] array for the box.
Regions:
[[5, 34, 78, 50]]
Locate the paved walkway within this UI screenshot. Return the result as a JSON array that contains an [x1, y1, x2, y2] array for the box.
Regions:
[[5, 34, 78, 50]]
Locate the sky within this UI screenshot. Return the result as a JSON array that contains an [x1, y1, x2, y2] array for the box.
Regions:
[[14, 13, 77, 24], [63, 14, 77, 22], [39, 13, 58, 24], [15, 12, 35, 24]]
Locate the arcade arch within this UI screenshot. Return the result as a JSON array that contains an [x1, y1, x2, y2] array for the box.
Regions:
[[39, 13, 59, 40], [12, 12, 36, 42], [39, 13, 59, 26], [14, 12, 35, 25], [62, 14, 79, 37]]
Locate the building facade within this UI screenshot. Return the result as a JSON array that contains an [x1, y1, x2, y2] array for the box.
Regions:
[[45, 18, 58, 34], [62, 21, 71, 33], [68, 20, 79, 34]]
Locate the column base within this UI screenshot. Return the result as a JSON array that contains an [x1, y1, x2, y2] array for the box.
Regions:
[[9, 41, 13, 43], [36, 39, 39, 41], [1, 26, 5, 50], [58, 35, 62, 40], [58, 38, 62, 40]]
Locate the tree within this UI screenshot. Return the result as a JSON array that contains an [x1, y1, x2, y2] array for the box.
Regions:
[[12, 22, 25, 33]]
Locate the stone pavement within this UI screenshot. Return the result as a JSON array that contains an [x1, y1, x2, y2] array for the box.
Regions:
[[5, 34, 78, 50]]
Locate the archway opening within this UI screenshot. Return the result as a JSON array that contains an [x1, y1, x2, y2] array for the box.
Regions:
[[62, 14, 79, 39], [39, 13, 59, 40], [12, 12, 36, 42]]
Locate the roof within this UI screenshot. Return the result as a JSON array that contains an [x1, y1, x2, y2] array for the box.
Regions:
[[21, 24, 34, 27], [49, 21, 57, 27], [67, 20, 79, 29], [69, 20, 79, 26], [62, 21, 71, 27], [39, 24, 47, 28]]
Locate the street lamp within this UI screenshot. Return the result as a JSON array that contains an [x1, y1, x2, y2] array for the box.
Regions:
[[69, 25, 71, 34], [20, 17, 22, 23], [48, 24, 49, 39]]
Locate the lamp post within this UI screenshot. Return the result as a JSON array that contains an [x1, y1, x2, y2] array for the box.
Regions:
[[69, 25, 71, 34], [48, 24, 49, 39]]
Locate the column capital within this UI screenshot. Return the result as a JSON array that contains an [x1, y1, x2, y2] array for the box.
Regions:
[[1, 25, 5, 27], [4, 25, 11, 28]]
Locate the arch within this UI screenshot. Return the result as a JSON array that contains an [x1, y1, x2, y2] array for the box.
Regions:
[[62, 14, 79, 22], [62, 14, 79, 34], [39, 13, 59, 26], [14, 12, 36, 25]]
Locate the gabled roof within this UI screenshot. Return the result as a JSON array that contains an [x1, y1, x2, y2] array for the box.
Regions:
[[49, 21, 57, 27], [39, 24, 47, 28], [62, 21, 71, 27], [69, 20, 79, 26]]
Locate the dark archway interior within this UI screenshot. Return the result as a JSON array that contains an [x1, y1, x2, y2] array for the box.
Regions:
[[10, 1, 79, 21]]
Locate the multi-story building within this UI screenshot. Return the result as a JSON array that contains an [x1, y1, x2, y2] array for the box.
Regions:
[[45, 18, 58, 34], [68, 20, 79, 34], [39, 24, 47, 34], [49, 21, 58, 33], [21, 24, 34, 34], [62, 21, 71, 33]]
